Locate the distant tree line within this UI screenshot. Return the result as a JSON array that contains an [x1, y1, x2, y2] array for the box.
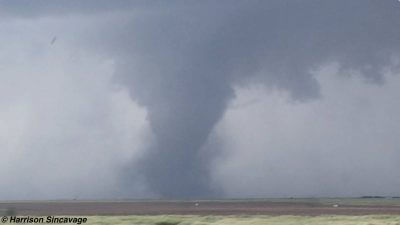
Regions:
[[360, 196, 400, 199]]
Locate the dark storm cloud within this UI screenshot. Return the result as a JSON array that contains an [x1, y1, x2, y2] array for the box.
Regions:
[[101, 0, 400, 198], [0, 0, 207, 18], [0, 0, 131, 17], [3, 0, 400, 198]]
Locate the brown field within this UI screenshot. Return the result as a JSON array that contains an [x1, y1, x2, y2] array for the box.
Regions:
[[1, 199, 400, 216]]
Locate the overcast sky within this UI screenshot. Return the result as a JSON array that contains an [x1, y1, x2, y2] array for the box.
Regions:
[[0, 0, 400, 200]]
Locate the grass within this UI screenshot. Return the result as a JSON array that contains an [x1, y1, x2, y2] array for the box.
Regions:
[[85, 215, 400, 225]]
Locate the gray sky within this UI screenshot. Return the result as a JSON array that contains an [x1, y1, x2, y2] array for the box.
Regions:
[[0, 0, 399, 199]]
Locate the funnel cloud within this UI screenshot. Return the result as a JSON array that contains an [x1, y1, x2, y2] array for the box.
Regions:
[[0, 0, 400, 199]]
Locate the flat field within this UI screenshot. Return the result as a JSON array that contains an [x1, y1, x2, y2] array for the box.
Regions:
[[1, 198, 400, 216], [75, 215, 400, 225], [1, 198, 400, 224]]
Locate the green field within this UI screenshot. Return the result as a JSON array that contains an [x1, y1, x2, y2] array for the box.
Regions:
[[2, 198, 400, 224], [85, 215, 400, 225]]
